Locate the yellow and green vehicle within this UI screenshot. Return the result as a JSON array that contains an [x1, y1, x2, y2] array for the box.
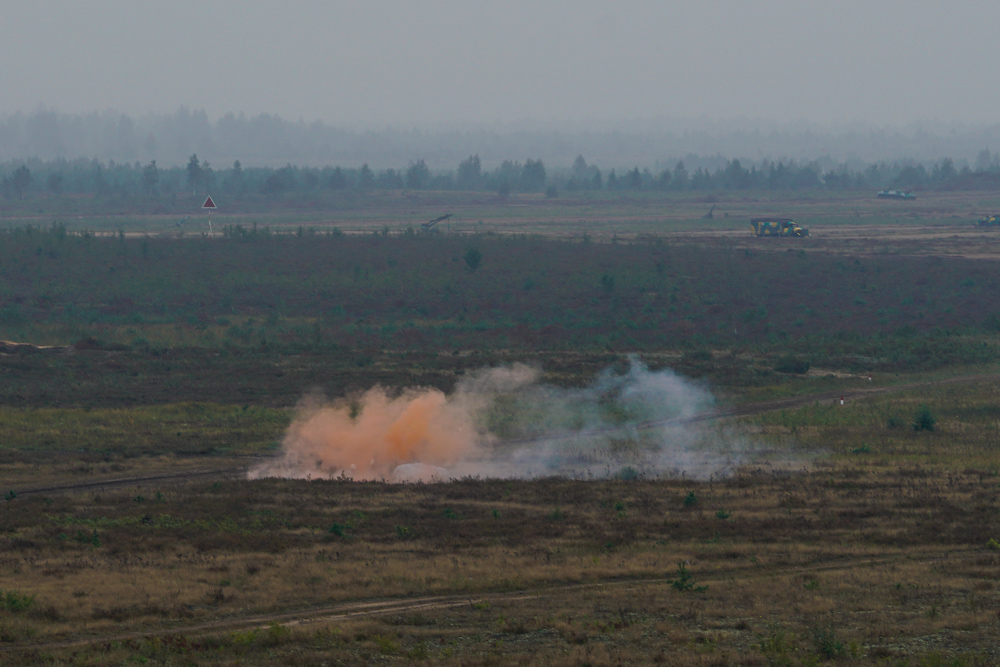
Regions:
[[977, 214, 999, 227], [750, 217, 810, 237]]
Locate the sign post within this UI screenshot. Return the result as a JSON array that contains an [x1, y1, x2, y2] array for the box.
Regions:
[[202, 196, 217, 235]]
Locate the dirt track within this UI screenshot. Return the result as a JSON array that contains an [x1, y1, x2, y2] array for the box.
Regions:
[[0, 545, 973, 655]]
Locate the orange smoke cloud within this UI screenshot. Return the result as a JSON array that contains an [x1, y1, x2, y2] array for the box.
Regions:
[[248, 361, 749, 483], [251, 386, 484, 481]]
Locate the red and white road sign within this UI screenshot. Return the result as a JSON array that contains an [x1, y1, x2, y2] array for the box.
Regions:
[[202, 196, 217, 209]]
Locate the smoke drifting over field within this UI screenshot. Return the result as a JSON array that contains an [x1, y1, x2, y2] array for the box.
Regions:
[[249, 359, 749, 482]]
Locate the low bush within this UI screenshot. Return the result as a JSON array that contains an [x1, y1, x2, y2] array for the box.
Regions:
[[912, 405, 936, 432]]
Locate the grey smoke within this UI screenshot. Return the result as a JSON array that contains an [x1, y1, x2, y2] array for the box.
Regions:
[[250, 357, 754, 482]]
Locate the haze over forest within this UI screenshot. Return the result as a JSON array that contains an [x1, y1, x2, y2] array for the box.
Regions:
[[3, 109, 1000, 173], [3, 2, 1000, 173]]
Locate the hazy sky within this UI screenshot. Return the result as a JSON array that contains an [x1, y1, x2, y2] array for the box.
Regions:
[[3, 1, 999, 128]]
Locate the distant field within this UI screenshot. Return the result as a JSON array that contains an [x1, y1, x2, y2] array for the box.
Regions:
[[1, 225, 998, 354], [2, 188, 1000, 238]]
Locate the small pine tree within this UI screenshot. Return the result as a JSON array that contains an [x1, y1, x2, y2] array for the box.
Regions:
[[464, 247, 482, 271], [912, 405, 936, 431]]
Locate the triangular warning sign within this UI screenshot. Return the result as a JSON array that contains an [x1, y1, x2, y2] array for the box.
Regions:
[[202, 196, 217, 209]]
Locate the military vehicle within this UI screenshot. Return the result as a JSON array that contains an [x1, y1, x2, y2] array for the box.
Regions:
[[977, 214, 1000, 227], [421, 213, 453, 230], [877, 189, 916, 200], [750, 218, 809, 237]]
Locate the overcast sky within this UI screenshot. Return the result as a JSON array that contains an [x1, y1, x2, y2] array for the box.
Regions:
[[3, 1, 999, 129]]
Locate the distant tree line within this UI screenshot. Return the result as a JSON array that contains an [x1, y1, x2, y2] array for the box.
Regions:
[[3, 150, 1000, 200], [6, 108, 1000, 168]]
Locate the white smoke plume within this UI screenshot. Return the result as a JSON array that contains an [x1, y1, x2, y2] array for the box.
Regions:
[[249, 357, 753, 482]]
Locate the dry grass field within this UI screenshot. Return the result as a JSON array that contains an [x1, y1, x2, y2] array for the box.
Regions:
[[2, 190, 1000, 665], [6, 187, 1000, 238], [1, 375, 999, 665]]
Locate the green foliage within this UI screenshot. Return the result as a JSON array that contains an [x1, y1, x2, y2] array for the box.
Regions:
[[715, 509, 731, 520], [987, 538, 1000, 551], [520, 158, 547, 193], [810, 624, 845, 659], [0, 229, 997, 367], [374, 634, 401, 655], [616, 466, 639, 481], [758, 623, 794, 657], [912, 405, 937, 432], [683, 491, 698, 507], [667, 561, 707, 592], [405, 160, 431, 190], [1, 590, 36, 612], [0, 404, 288, 459], [72, 529, 101, 547], [263, 622, 290, 646], [774, 355, 810, 375], [463, 246, 482, 271], [11, 165, 33, 199], [407, 641, 430, 660]]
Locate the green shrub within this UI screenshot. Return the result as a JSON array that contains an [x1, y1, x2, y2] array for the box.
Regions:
[[810, 625, 845, 659], [912, 405, 936, 432], [463, 247, 482, 271], [668, 562, 707, 592], [774, 355, 810, 374], [407, 641, 430, 660], [1, 590, 35, 613], [758, 623, 794, 656], [374, 634, 400, 655], [616, 466, 639, 481]]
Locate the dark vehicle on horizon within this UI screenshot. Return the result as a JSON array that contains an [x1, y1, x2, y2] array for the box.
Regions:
[[877, 189, 916, 200]]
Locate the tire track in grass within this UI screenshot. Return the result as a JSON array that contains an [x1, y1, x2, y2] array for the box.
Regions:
[[0, 546, 973, 654], [13, 467, 251, 497]]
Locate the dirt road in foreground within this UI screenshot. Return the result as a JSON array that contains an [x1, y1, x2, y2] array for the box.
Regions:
[[0, 546, 971, 655]]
